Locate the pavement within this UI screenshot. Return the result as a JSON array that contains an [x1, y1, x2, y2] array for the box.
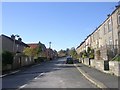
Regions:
[[1, 58, 119, 89], [74, 60, 119, 89]]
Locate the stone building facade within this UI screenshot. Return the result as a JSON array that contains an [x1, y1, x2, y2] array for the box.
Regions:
[[1, 34, 35, 70], [76, 5, 120, 60], [1, 34, 29, 53]]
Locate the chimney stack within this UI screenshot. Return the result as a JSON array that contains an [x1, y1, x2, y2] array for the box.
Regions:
[[115, 1, 120, 8], [11, 34, 15, 40], [107, 14, 110, 17], [18, 38, 22, 42]]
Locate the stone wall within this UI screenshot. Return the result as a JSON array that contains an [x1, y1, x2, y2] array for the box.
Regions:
[[3, 55, 35, 71], [83, 58, 90, 66], [109, 61, 120, 76], [90, 59, 104, 71], [13, 55, 34, 69], [83, 59, 120, 76], [21, 56, 34, 67]]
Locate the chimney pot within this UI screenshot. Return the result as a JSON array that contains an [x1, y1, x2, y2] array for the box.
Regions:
[[11, 34, 15, 39], [18, 38, 22, 41], [107, 14, 110, 17]]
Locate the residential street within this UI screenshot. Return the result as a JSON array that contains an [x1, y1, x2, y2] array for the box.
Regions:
[[2, 57, 97, 89], [2, 2, 120, 90]]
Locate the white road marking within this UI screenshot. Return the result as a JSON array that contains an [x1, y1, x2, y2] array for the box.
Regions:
[[39, 72, 45, 76], [34, 72, 45, 80], [34, 77, 38, 80], [19, 84, 27, 88], [20, 73, 45, 88], [0, 74, 7, 78], [0, 70, 20, 78], [10, 70, 20, 74]]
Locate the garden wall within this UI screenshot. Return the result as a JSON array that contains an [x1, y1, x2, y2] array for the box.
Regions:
[[82, 58, 120, 76]]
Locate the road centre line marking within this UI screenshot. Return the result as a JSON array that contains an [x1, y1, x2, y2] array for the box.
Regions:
[[34, 72, 45, 80], [34, 77, 38, 80], [20, 73, 45, 88], [19, 84, 27, 88], [39, 72, 45, 76]]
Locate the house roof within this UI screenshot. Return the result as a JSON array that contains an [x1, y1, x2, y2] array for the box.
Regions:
[[91, 5, 120, 35], [1, 34, 29, 47], [46, 48, 54, 52], [28, 42, 47, 51], [76, 5, 120, 49], [28, 43, 39, 48], [76, 41, 85, 49]]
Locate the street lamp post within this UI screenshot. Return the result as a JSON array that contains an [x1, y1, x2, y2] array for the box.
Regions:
[[13, 34, 19, 53], [49, 42, 52, 60], [11, 34, 20, 69], [49, 42, 51, 49]]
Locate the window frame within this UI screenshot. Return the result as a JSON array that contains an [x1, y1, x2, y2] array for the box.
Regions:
[[104, 24, 107, 35], [118, 14, 120, 25], [109, 36, 112, 45], [108, 19, 112, 32]]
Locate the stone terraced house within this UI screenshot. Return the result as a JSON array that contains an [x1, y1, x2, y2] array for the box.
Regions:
[[76, 5, 120, 61]]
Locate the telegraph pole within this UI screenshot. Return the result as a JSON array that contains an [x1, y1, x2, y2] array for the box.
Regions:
[[13, 34, 19, 52], [49, 42, 51, 49]]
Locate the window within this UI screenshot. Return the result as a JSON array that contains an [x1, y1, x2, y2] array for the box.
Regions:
[[109, 36, 112, 45], [93, 34, 94, 42], [98, 30, 100, 39], [115, 39, 118, 49], [118, 14, 120, 25], [104, 24, 107, 34], [108, 19, 112, 32]]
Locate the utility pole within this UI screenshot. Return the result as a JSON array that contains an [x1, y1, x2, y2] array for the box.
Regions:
[[49, 42, 51, 49], [13, 34, 19, 53]]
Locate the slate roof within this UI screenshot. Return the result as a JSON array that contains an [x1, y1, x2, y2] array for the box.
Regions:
[[1, 34, 29, 47]]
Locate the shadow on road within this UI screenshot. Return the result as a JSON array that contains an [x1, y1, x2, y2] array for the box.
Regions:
[[2, 58, 77, 89]]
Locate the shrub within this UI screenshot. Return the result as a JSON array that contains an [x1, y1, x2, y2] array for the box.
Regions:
[[87, 47, 91, 54], [90, 49, 94, 59], [35, 57, 47, 63], [89, 53, 94, 59], [2, 51, 14, 65], [112, 54, 120, 61], [82, 50, 87, 59]]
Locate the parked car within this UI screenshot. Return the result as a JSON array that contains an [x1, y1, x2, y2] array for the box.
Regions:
[[66, 56, 73, 64]]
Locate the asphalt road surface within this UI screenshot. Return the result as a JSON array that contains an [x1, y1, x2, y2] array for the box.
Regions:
[[2, 57, 97, 89]]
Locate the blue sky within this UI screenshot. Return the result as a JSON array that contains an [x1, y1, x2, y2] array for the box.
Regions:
[[2, 2, 117, 51]]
